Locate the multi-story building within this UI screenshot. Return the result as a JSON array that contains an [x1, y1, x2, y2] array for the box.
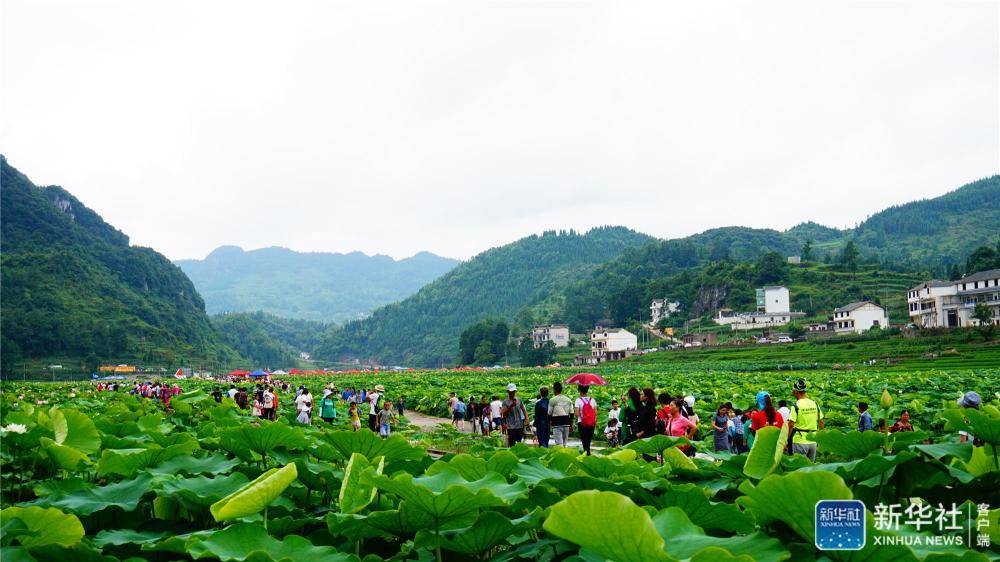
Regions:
[[590, 328, 637, 362], [907, 269, 1000, 328], [531, 324, 570, 348], [715, 286, 803, 330], [650, 299, 680, 324], [832, 301, 889, 334]]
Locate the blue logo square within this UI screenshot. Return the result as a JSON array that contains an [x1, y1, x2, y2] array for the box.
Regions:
[[815, 500, 866, 551]]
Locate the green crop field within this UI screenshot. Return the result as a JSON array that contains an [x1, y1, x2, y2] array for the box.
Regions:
[[2, 360, 998, 561]]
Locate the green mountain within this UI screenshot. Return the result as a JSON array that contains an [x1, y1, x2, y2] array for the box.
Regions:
[[312, 227, 654, 367], [0, 156, 241, 372], [176, 246, 458, 323], [211, 311, 327, 368], [548, 175, 1000, 332]]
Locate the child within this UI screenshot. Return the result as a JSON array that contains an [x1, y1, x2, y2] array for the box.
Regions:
[[608, 399, 621, 422], [378, 401, 395, 438], [604, 417, 621, 447], [349, 402, 361, 431], [726, 410, 737, 452]]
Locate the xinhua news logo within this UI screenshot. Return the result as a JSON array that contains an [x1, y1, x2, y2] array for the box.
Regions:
[[815, 500, 866, 551]]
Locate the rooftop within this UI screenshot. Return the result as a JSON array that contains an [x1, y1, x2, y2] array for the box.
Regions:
[[910, 280, 954, 291], [959, 269, 1000, 284], [834, 301, 883, 313]]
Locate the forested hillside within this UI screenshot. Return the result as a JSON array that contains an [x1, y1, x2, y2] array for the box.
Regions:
[[0, 156, 241, 372], [312, 227, 652, 366], [211, 311, 327, 367], [176, 246, 458, 322], [542, 175, 1000, 332]]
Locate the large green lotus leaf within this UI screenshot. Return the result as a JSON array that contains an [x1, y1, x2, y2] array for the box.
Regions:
[[10, 543, 121, 562], [159, 473, 250, 507], [737, 471, 852, 543], [146, 431, 198, 449], [92, 529, 171, 547], [662, 446, 698, 472], [339, 453, 384, 514], [50, 409, 100, 454], [814, 429, 886, 459], [743, 424, 788, 480], [575, 455, 657, 481], [942, 408, 1000, 446], [96, 442, 198, 477], [796, 452, 918, 483], [366, 469, 524, 523], [689, 547, 755, 562], [543, 490, 670, 562], [210, 462, 298, 522], [949, 444, 998, 480], [652, 507, 789, 562], [485, 449, 520, 477], [653, 483, 754, 534], [38, 437, 91, 472], [34, 474, 152, 515], [145, 453, 240, 476], [625, 435, 690, 455], [291, 458, 340, 492], [0, 507, 84, 548], [31, 477, 89, 498], [511, 458, 566, 485], [0, 546, 35, 562], [320, 430, 425, 465], [421, 508, 544, 555], [425, 454, 489, 481], [185, 523, 356, 561], [911, 442, 975, 462], [219, 423, 307, 458], [327, 500, 452, 541]]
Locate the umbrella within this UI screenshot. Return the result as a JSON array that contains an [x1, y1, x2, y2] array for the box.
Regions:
[[249, 369, 269, 377], [565, 372, 607, 386]]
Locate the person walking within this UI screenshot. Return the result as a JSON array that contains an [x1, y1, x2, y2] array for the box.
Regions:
[[857, 402, 874, 432], [533, 387, 551, 448], [448, 392, 459, 428], [501, 383, 528, 447], [295, 388, 313, 424], [957, 391, 981, 444], [378, 400, 396, 438], [636, 388, 658, 441], [665, 398, 697, 457], [623, 387, 643, 444], [262, 386, 276, 420], [454, 396, 467, 426], [608, 399, 621, 424], [396, 395, 405, 417], [468, 396, 479, 434], [348, 402, 361, 431], [751, 393, 784, 432], [712, 404, 731, 453], [575, 385, 598, 455], [479, 396, 491, 434], [547, 382, 573, 446], [489, 395, 503, 433], [319, 390, 337, 424], [787, 378, 824, 461], [368, 385, 384, 432]]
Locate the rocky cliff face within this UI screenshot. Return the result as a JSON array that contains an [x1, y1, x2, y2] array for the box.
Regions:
[[692, 284, 729, 317]]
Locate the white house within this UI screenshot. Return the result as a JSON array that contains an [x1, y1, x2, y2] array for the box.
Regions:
[[531, 324, 570, 348], [832, 301, 889, 334], [715, 286, 803, 330], [650, 299, 680, 324], [908, 269, 1000, 328], [590, 328, 637, 363]]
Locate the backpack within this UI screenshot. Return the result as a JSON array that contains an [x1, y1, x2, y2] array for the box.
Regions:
[[455, 401, 467, 415], [580, 398, 597, 428]]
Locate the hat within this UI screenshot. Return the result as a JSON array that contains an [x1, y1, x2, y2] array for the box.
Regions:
[[375, 384, 385, 392], [507, 383, 517, 392], [793, 379, 808, 392], [684, 395, 695, 407], [756, 391, 771, 410], [957, 391, 981, 408]]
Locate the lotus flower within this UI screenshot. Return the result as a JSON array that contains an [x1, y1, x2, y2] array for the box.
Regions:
[[2, 423, 27, 434]]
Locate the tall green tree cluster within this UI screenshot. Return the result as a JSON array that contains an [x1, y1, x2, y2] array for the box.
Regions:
[[458, 319, 510, 365]]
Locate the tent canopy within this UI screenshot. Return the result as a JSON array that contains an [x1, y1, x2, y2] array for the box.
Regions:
[[249, 369, 269, 377]]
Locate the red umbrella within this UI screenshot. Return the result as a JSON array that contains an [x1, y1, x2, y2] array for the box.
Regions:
[[565, 372, 607, 386]]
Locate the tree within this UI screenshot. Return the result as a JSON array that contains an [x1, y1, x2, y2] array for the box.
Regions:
[[839, 240, 859, 276], [973, 303, 994, 340], [458, 319, 509, 365], [754, 252, 788, 285], [965, 246, 999, 276], [518, 338, 555, 367], [949, 264, 962, 281], [801, 239, 813, 262], [473, 340, 495, 365]]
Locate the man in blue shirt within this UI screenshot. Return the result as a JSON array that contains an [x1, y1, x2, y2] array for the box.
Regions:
[[857, 401, 874, 432]]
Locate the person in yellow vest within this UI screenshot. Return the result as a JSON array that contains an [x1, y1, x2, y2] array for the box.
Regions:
[[787, 378, 824, 461]]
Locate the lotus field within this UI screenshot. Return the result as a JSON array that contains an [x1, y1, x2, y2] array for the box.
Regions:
[[2, 365, 999, 561]]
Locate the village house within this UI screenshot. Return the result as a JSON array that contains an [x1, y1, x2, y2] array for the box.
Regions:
[[908, 269, 1000, 328], [650, 299, 680, 324], [832, 301, 889, 334], [682, 332, 717, 346], [590, 328, 638, 363], [715, 286, 805, 330], [530, 324, 570, 348]]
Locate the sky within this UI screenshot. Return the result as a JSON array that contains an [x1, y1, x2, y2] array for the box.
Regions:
[[2, 1, 998, 262]]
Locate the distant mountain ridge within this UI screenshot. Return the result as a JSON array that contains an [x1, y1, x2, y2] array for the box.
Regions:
[[315, 175, 999, 367], [175, 245, 459, 323], [313, 227, 654, 366], [0, 156, 241, 371]]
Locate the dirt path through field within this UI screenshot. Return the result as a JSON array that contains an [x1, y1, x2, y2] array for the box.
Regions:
[[403, 409, 471, 433]]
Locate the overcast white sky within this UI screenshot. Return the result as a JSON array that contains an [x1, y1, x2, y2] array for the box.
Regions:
[[2, 1, 998, 261]]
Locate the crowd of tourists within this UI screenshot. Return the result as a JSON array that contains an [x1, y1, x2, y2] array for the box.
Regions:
[[456, 378, 987, 460]]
